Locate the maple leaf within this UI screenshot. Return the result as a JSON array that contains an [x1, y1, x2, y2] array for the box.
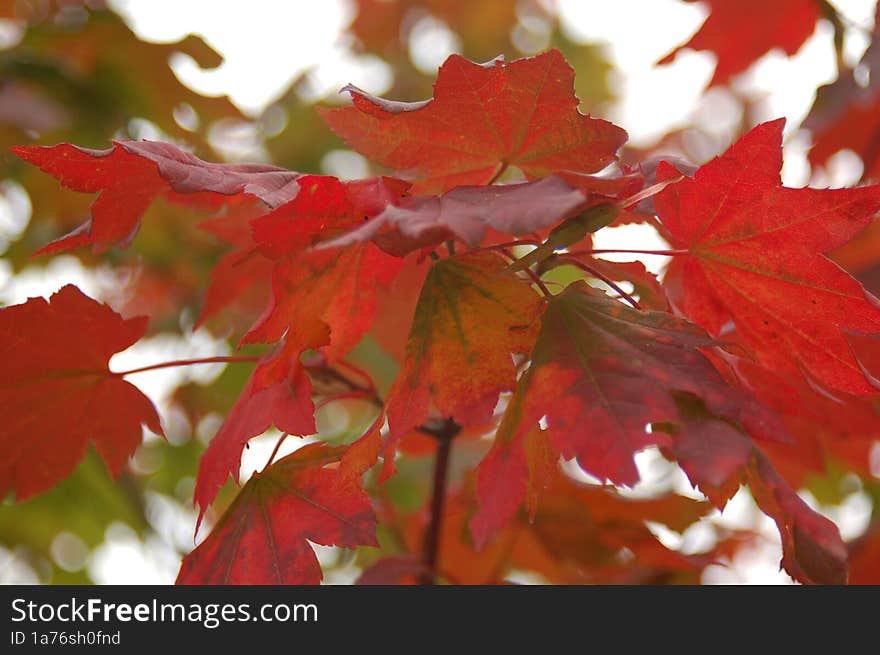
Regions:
[[664, 399, 847, 585], [0, 284, 162, 500], [356, 556, 429, 585], [320, 175, 594, 256], [319, 49, 627, 194], [194, 199, 277, 328], [250, 178, 395, 247], [849, 523, 880, 584], [382, 251, 543, 476], [12, 140, 301, 254], [244, 246, 404, 362], [471, 282, 785, 546], [196, 175, 406, 329], [805, 29, 880, 182], [178, 430, 379, 585], [242, 173, 408, 358], [655, 119, 880, 395], [658, 0, 822, 86], [193, 326, 328, 517], [706, 350, 880, 486], [410, 477, 714, 584]]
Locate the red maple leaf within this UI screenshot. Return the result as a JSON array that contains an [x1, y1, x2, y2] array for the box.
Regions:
[[382, 251, 543, 478], [656, 119, 880, 395], [12, 140, 301, 254], [193, 324, 329, 517], [0, 284, 162, 500], [319, 49, 627, 194], [179, 430, 379, 584], [471, 282, 785, 546], [658, 0, 822, 86], [665, 402, 847, 585], [322, 175, 631, 256], [195, 219, 275, 329], [805, 30, 880, 182]]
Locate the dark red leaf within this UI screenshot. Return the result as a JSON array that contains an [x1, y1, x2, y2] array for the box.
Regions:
[[179, 430, 379, 585], [471, 282, 786, 545], [193, 326, 328, 517], [667, 408, 847, 585], [0, 284, 162, 500]]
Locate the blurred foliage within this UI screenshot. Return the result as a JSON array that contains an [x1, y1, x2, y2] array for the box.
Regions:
[[5, 0, 876, 585]]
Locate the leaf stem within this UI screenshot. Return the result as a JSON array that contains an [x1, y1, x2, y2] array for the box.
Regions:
[[496, 246, 554, 299], [559, 256, 642, 310], [570, 248, 689, 257], [112, 355, 261, 377], [418, 418, 461, 585], [265, 433, 289, 469], [487, 161, 510, 185], [489, 239, 542, 250], [313, 364, 383, 408], [617, 174, 684, 209], [314, 390, 378, 411], [336, 359, 378, 391]]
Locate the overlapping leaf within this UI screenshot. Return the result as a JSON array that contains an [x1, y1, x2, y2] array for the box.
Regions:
[[655, 119, 880, 395], [383, 251, 543, 475], [12, 140, 301, 253], [322, 175, 588, 255], [0, 285, 162, 500], [471, 282, 785, 545], [319, 49, 627, 193], [406, 477, 717, 584], [806, 21, 880, 182], [664, 401, 847, 584], [179, 431, 379, 584], [192, 327, 327, 517], [243, 174, 407, 360]]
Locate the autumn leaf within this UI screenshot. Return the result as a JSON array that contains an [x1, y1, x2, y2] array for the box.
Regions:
[[664, 400, 847, 585], [849, 523, 880, 584], [805, 28, 880, 182], [0, 284, 162, 500], [250, 175, 361, 259], [410, 478, 715, 584], [356, 556, 430, 585], [322, 175, 603, 256], [12, 140, 301, 254], [196, 175, 406, 329], [193, 326, 328, 517], [319, 49, 627, 193], [470, 425, 554, 548], [382, 251, 543, 476], [655, 119, 880, 395], [179, 430, 379, 585], [706, 351, 880, 486], [657, 0, 822, 86], [193, 198, 278, 328], [243, 246, 404, 363], [471, 282, 786, 545]]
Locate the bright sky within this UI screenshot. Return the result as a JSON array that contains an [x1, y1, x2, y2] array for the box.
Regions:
[[3, 0, 878, 585]]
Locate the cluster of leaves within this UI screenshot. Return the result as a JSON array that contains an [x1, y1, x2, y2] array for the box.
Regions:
[[4, 0, 880, 585]]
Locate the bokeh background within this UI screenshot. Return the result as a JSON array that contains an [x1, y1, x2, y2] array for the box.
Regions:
[[1, 0, 879, 584]]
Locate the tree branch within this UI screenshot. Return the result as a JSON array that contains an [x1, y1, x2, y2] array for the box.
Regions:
[[418, 418, 461, 585]]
